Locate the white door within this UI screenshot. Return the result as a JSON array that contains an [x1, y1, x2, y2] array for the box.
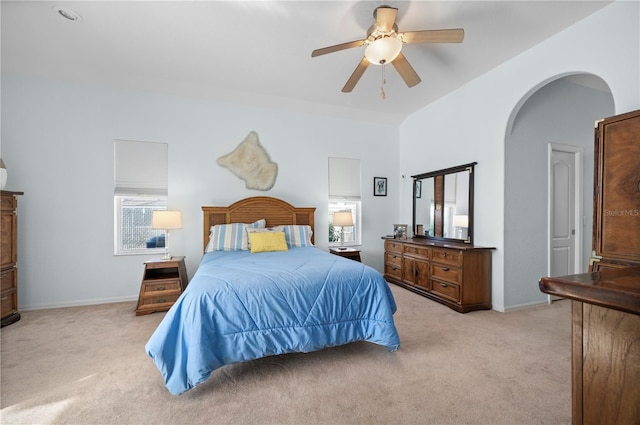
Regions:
[[548, 145, 582, 295]]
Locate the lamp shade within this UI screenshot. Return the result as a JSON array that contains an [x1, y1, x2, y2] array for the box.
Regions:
[[152, 210, 182, 230], [333, 211, 354, 227], [453, 215, 468, 228], [365, 36, 402, 65]]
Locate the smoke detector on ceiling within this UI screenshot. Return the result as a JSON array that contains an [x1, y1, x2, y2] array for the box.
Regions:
[[52, 6, 82, 22]]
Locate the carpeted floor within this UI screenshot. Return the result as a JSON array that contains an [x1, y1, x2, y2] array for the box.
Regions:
[[0, 285, 571, 425]]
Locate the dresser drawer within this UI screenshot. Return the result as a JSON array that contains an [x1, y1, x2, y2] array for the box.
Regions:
[[431, 278, 460, 303], [1, 268, 17, 292], [385, 264, 402, 280], [142, 278, 181, 293], [0, 290, 17, 317], [385, 251, 402, 267], [403, 244, 430, 259], [431, 248, 462, 266], [384, 240, 404, 254], [431, 263, 461, 284]]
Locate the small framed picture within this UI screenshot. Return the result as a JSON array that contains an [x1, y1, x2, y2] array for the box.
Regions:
[[393, 224, 408, 239], [415, 180, 422, 198], [374, 177, 387, 196]]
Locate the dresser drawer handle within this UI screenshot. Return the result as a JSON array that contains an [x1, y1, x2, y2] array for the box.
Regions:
[[443, 252, 447, 258], [157, 298, 167, 303], [155, 286, 165, 291], [1, 296, 8, 301], [441, 267, 450, 271], [439, 282, 448, 287]]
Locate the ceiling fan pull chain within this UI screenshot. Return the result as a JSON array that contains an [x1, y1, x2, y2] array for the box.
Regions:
[[380, 64, 386, 99]]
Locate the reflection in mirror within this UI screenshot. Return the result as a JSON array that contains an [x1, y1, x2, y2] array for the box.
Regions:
[[412, 162, 476, 244], [414, 178, 434, 236], [444, 171, 470, 239]]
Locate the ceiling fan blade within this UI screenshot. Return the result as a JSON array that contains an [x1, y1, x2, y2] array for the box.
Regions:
[[402, 29, 465, 44], [311, 40, 366, 57], [391, 52, 421, 88], [342, 58, 370, 93], [375, 6, 398, 32]]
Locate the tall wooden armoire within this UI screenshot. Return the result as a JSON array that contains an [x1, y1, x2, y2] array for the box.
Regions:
[[539, 109, 640, 425], [590, 109, 640, 270]]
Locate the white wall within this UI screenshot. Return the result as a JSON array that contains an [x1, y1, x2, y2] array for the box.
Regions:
[[1, 76, 399, 309], [399, 1, 640, 311]]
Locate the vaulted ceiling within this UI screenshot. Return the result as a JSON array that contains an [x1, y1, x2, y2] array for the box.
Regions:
[[1, 1, 612, 124]]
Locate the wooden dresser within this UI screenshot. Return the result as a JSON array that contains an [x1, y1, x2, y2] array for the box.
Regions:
[[540, 267, 640, 425], [539, 109, 640, 425], [383, 237, 494, 313], [1, 190, 23, 327]]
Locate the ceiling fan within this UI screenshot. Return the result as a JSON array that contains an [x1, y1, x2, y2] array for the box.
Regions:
[[311, 5, 464, 93]]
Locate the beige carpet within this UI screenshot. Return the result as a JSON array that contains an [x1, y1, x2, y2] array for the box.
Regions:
[[0, 285, 571, 425]]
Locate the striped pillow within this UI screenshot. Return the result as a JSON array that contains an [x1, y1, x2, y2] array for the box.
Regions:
[[282, 225, 314, 247], [205, 219, 266, 252]]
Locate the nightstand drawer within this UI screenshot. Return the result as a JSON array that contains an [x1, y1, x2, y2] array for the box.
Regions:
[[0, 196, 16, 211], [142, 278, 181, 293], [138, 293, 181, 307], [431, 263, 461, 284], [431, 248, 462, 266], [431, 278, 460, 303]]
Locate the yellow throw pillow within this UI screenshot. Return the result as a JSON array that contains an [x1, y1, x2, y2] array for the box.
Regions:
[[249, 232, 288, 253]]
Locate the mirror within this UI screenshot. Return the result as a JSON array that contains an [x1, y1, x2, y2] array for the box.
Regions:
[[412, 162, 476, 244]]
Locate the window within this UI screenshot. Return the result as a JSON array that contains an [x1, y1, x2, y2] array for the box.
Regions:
[[114, 196, 167, 254], [114, 140, 168, 255], [328, 157, 361, 247], [329, 201, 360, 245]]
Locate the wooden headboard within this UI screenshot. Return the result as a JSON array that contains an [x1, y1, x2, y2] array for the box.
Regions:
[[202, 196, 316, 250]]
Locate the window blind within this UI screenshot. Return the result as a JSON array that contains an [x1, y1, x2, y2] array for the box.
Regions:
[[114, 140, 168, 196], [328, 157, 361, 199]]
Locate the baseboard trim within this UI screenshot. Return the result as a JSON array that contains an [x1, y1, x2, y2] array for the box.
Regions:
[[19, 295, 138, 312], [503, 299, 550, 312]]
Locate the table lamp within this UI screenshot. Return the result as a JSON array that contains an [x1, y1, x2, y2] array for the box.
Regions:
[[152, 210, 182, 260], [333, 211, 353, 249]]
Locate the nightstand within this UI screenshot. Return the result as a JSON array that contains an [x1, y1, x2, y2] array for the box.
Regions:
[[329, 248, 361, 262], [135, 256, 188, 316]]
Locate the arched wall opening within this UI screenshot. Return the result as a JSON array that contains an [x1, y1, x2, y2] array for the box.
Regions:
[[503, 73, 614, 309]]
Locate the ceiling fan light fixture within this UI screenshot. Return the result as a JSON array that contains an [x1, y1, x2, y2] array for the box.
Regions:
[[365, 36, 402, 65]]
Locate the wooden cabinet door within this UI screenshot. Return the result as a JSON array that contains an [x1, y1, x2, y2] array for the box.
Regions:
[[402, 257, 429, 289], [593, 109, 640, 264]]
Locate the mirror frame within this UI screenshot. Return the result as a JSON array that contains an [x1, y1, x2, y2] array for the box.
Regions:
[[412, 162, 476, 244]]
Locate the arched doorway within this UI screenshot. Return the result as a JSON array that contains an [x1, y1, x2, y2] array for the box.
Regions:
[[503, 73, 614, 309]]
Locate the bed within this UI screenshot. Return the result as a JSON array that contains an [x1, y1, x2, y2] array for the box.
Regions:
[[145, 196, 400, 395]]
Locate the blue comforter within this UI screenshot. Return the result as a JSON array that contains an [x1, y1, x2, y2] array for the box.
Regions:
[[146, 247, 400, 395]]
